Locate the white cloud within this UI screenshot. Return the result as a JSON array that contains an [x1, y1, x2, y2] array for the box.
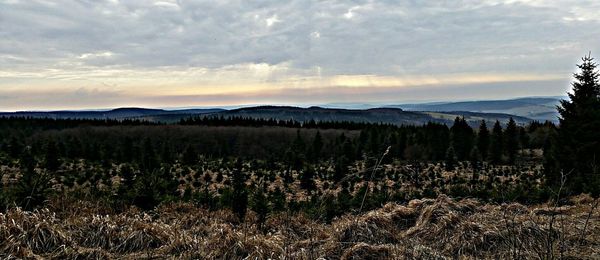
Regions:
[[265, 14, 281, 27], [153, 1, 180, 9], [78, 51, 114, 59]]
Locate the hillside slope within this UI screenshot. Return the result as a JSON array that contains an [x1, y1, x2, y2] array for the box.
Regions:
[[0, 105, 534, 126], [218, 106, 532, 126], [393, 97, 561, 122]]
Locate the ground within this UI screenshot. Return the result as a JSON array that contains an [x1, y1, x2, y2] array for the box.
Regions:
[[1, 194, 598, 259]]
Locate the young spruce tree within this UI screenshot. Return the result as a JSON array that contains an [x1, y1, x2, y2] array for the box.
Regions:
[[231, 159, 248, 222]]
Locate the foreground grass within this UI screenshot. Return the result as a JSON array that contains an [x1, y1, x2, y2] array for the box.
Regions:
[[1, 194, 598, 259]]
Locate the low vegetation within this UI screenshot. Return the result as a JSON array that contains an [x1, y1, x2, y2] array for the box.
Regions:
[[1, 194, 598, 259]]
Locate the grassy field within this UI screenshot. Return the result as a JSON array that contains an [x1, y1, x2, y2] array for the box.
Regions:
[[1, 194, 598, 259]]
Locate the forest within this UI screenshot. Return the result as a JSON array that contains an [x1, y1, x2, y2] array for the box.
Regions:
[[0, 115, 557, 212]]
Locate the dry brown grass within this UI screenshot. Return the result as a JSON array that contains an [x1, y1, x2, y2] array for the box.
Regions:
[[0, 194, 598, 259]]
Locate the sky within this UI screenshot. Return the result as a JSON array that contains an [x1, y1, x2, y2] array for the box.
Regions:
[[0, 0, 599, 111]]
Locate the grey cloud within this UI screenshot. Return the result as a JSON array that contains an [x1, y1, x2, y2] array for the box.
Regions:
[[0, 86, 126, 111], [2, 0, 599, 74], [0, 0, 598, 111]]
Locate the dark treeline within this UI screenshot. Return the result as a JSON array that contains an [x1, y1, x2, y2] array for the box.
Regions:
[[0, 116, 160, 133], [0, 113, 556, 219], [179, 114, 397, 130], [0, 116, 555, 166]]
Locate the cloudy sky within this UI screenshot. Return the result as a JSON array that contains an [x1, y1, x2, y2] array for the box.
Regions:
[[0, 0, 599, 110]]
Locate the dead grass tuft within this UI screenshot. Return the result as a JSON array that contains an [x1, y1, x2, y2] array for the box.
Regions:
[[0, 195, 598, 258], [340, 242, 395, 260]]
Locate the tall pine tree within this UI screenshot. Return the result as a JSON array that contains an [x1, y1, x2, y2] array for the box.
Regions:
[[504, 118, 519, 164], [309, 131, 323, 162], [552, 54, 600, 194], [450, 117, 474, 161], [44, 139, 60, 172], [490, 120, 504, 164], [477, 120, 490, 161]]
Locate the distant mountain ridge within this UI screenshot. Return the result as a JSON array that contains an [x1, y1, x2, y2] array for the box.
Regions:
[[391, 97, 562, 122], [216, 106, 531, 127], [1, 97, 561, 126]]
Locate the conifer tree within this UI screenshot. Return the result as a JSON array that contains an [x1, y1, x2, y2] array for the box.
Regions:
[[553, 54, 600, 194], [445, 146, 456, 171], [470, 146, 482, 171], [231, 160, 248, 221], [269, 187, 286, 212], [140, 138, 158, 171], [450, 117, 474, 161], [14, 148, 52, 210], [300, 166, 316, 191], [289, 130, 306, 170], [160, 141, 174, 164], [292, 129, 305, 154], [477, 120, 490, 160], [133, 167, 178, 210], [309, 131, 323, 162], [490, 120, 504, 164], [120, 137, 134, 163], [182, 145, 198, 166], [8, 136, 22, 159], [120, 164, 135, 190], [250, 186, 270, 227], [504, 117, 519, 164], [333, 155, 349, 182], [117, 164, 135, 206], [44, 139, 60, 172]]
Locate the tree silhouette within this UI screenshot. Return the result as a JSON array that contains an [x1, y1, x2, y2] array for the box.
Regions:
[[250, 186, 270, 228], [140, 138, 158, 171], [553, 54, 600, 194], [309, 131, 323, 162], [8, 136, 22, 159], [445, 146, 457, 171], [477, 120, 490, 160], [300, 166, 316, 192], [450, 117, 474, 161], [490, 120, 504, 164], [14, 148, 52, 210], [231, 160, 248, 222], [333, 155, 349, 182], [182, 145, 198, 166], [44, 139, 60, 172], [504, 118, 519, 164]]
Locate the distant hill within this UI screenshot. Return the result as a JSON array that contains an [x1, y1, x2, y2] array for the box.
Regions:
[[214, 106, 532, 127], [221, 106, 434, 125], [0, 99, 543, 126], [391, 97, 562, 122], [0, 108, 224, 121]]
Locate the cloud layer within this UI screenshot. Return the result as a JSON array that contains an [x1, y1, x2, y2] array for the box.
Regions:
[[0, 0, 598, 110]]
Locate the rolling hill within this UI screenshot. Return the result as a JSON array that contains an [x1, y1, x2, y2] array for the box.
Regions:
[[0, 101, 540, 126], [391, 97, 562, 122], [211, 106, 532, 127], [0, 108, 224, 121]]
